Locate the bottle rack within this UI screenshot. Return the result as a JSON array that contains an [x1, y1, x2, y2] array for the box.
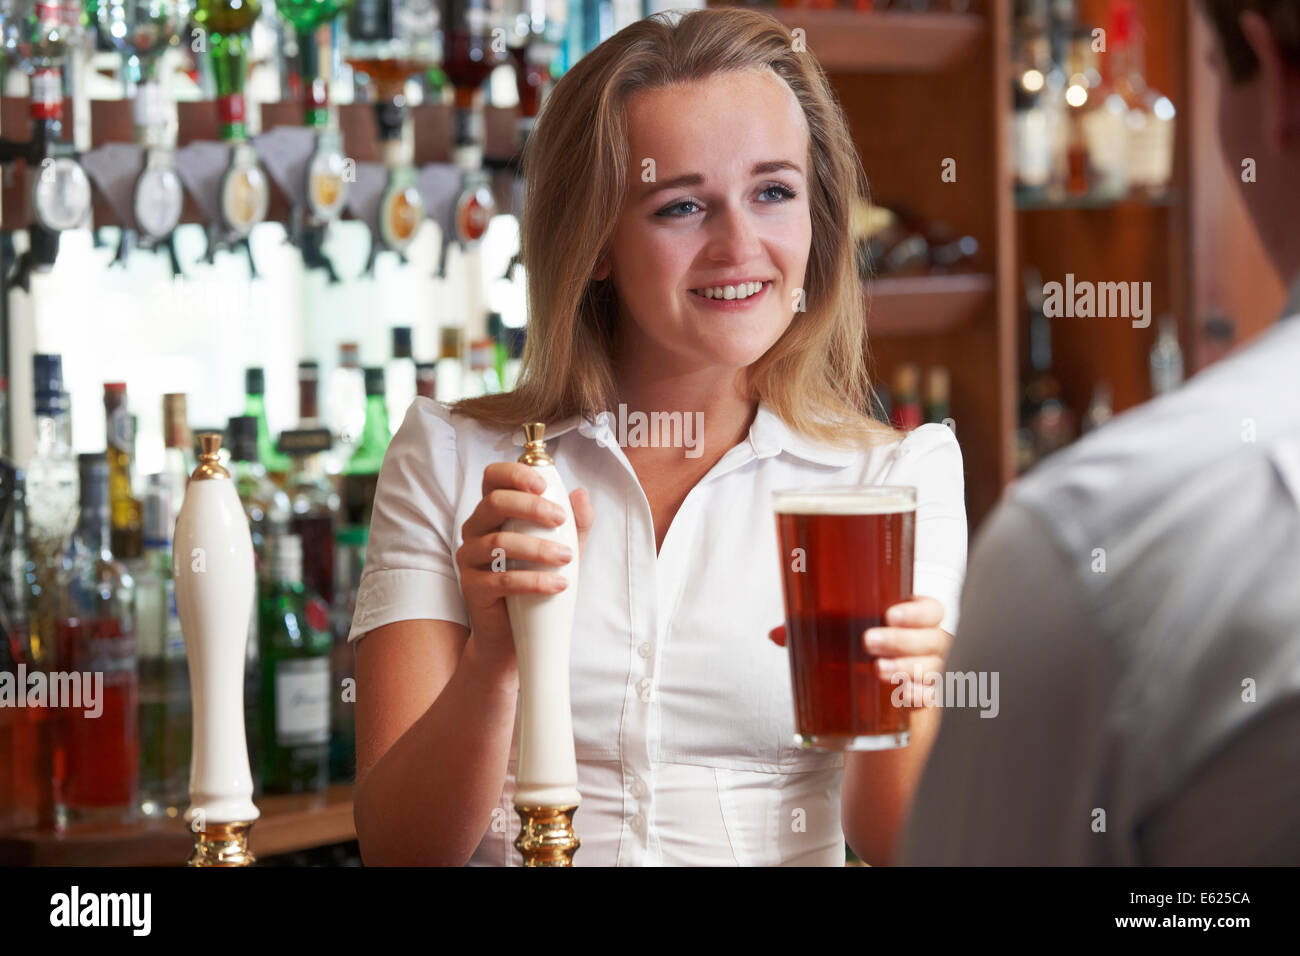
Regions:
[[0, 98, 520, 232]]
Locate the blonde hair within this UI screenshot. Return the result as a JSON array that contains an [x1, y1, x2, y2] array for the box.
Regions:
[[452, 7, 897, 450]]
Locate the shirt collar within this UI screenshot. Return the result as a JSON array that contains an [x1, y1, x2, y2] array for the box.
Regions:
[[506, 402, 859, 467]]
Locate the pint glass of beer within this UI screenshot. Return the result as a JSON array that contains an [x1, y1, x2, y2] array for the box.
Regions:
[[772, 486, 916, 751]]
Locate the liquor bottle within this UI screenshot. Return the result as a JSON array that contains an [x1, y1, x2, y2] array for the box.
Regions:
[[11, 0, 92, 273], [0, 460, 57, 831], [341, 367, 389, 527], [275, 0, 351, 224], [1109, 0, 1175, 200], [161, 392, 194, 528], [444, 0, 501, 245], [1071, 25, 1127, 202], [24, 355, 77, 672], [226, 414, 291, 571], [97, 0, 191, 244], [135, 475, 190, 819], [258, 532, 331, 794], [890, 364, 923, 432], [279, 427, 339, 607], [57, 453, 139, 824], [329, 523, 365, 781], [1012, 5, 1052, 200], [1082, 380, 1113, 433], [193, 0, 271, 237], [297, 360, 322, 427], [385, 325, 416, 434], [503, 0, 567, 152], [244, 367, 292, 479], [1149, 315, 1184, 397], [328, 342, 366, 461], [435, 325, 464, 402], [415, 360, 437, 400], [344, 0, 439, 253], [465, 337, 500, 397], [103, 382, 143, 562], [922, 366, 950, 426]]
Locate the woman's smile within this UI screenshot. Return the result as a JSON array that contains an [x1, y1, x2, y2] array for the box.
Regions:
[[687, 279, 772, 309]]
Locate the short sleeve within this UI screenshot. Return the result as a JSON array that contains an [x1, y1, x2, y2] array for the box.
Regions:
[[882, 423, 968, 636], [347, 399, 470, 642]]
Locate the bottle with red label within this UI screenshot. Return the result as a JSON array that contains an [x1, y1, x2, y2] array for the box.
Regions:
[[444, 0, 503, 244]]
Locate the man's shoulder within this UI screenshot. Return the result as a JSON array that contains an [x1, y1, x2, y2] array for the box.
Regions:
[[1008, 320, 1300, 555]]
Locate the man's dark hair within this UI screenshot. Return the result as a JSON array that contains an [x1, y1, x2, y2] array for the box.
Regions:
[[1201, 0, 1300, 82]]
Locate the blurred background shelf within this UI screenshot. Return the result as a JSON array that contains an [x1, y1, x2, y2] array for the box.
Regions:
[[867, 273, 994, 337], [765, 9, 986, 73], [0, 783, 355, 866]]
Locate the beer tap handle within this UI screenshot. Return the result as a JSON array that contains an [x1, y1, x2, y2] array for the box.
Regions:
[[502, 423, 582, 865], [173, 433, 260, 866]]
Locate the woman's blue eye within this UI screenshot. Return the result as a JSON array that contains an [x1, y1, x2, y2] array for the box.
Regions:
[[761, 184, 796, 202], [656, 199, 700, 217]]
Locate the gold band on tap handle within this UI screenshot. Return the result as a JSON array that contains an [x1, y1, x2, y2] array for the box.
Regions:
[[187, 821, 257, 867], [515, 806, 580, 866]]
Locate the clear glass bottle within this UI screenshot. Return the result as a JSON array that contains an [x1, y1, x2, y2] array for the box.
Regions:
[[328, 341, 367, 464], [435, 325, 465, 403], [258, 532, 332, 794], [1149, 315, 1184, 397], [25, 354, 78, 673], [1110, 0, 1175, 200], [57, 453, 139, 825], [135, 475, 190, 819], [385, 325, 417, 435]]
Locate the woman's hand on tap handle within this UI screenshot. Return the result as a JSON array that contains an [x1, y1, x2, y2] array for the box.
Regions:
[[456, 462, 595, 672]]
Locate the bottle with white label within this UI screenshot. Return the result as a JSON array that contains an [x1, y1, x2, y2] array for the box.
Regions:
[[258, 532, 332, 794]]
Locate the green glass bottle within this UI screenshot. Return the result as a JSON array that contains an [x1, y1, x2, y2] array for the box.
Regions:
[[275, 0, 352, 128], [244, 367, 291, 479], [258, 533, 331, 794], [193, 0, 262, 141], [341, 367, 389, 528]]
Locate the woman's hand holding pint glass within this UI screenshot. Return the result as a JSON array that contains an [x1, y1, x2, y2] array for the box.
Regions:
[[771, 486, 945, 751]]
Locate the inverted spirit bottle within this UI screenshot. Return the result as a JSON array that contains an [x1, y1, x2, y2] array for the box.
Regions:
[[58, 453, 139, 824], [193, 0, 270, 236], [96, 0, 192, 243], [276, 0, 352, 224], [344, 0, 438, 253], [258, 532, 331, 794], [443, 0, 500, 244]]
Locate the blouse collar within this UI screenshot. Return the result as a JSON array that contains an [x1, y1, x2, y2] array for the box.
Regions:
[[509, 401, 861, 467]]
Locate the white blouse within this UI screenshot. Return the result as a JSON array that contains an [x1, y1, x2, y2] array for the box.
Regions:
[[348, 397, 968, 866]]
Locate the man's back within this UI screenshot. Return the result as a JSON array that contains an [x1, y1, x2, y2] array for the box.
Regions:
[[899, 310, 1300, 864]]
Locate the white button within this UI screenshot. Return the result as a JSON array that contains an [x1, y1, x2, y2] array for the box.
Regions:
[[629, 814, 644, 832], [636, 678, 653, 702], [637, 642, 652, 659], [629, 777, 646, 798]]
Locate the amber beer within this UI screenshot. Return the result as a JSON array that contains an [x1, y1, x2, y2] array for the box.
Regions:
[[773, 487, 916, 750]]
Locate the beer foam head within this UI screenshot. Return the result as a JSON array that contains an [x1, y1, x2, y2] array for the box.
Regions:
[[772, 486, 916, 515]]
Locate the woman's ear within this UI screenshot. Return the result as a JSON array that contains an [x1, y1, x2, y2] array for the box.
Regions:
[[593, 253, 611, 281]]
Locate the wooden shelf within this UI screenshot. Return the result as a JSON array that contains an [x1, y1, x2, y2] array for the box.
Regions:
[[763, 9, 986, 73], [0, 783, 356, 866], [866, 273, 994, 337]]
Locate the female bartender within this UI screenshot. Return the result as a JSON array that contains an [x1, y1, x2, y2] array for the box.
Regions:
[[348, 7, 967, 866]]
